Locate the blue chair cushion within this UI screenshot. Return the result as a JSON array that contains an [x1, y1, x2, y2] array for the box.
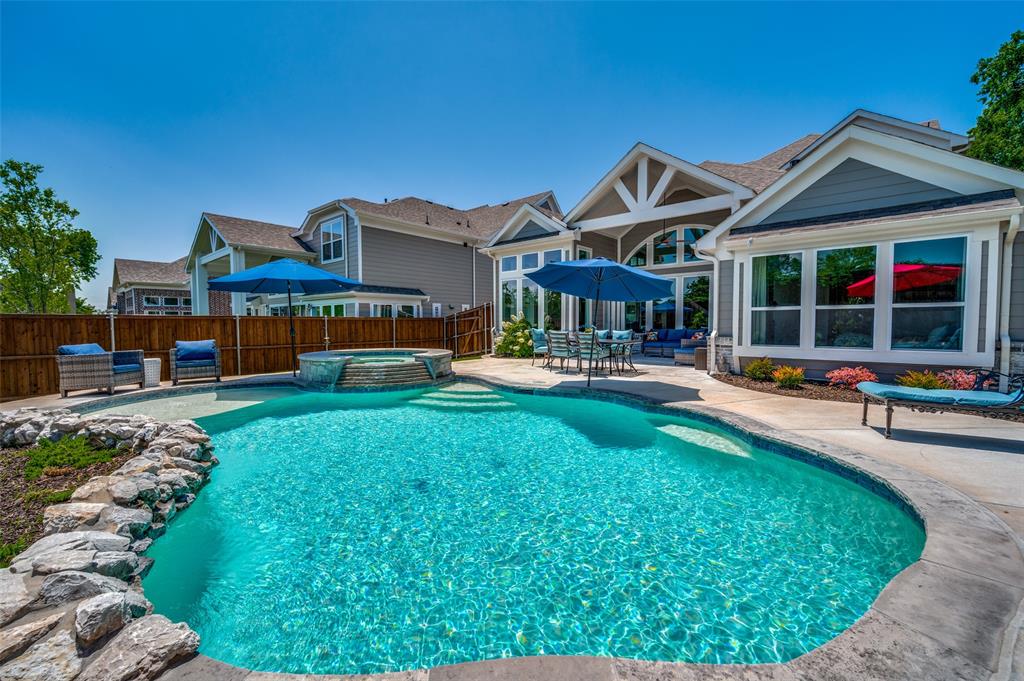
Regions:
[[175, 359, 217, 369], [665, 328, 687, 342], [611, 330, 632, 341], [112, 363, 141, 374], [530, 328, 546, 344], [58, 343, 106, 356], [176, 340, 216, 362], [595, 329, 611, 340], [858, 382, 1022, 408], [674, 347, 696, 355]]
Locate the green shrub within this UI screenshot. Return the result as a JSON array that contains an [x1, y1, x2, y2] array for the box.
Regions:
[[895, 370, 947, 390], [772, 365, 805, 389], [494, 314, 536, 359], [23, 436, 112, 481], [744, 357, 776, 381], [20, 488, 74, 504], [0, 537, 29, 569]]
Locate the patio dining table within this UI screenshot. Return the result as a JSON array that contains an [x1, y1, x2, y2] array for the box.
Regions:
[[596, 338, 643, 375]]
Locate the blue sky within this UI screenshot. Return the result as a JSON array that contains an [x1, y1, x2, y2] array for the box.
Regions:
[[2, 2, 1022, 307]]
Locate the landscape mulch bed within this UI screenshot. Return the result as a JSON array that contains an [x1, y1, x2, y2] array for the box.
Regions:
[[0, 445, 135, 563], [713, 373, 864, 403]]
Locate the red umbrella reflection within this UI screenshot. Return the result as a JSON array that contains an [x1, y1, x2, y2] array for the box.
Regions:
[[846, 264, 962, 297]]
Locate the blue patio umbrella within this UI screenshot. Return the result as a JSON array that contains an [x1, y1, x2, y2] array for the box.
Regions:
[[526, 257, 673, 386], [208, 258, 360, 376]]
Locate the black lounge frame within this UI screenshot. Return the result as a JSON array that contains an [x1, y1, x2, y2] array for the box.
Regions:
[[861, 369, 1024, 438]]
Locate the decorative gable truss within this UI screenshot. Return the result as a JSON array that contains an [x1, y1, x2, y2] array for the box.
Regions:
[[564, 143, 755, 236], [485, 203, 571, 248]]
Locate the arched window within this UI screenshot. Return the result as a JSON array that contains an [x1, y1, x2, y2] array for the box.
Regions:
[[623, 225, 710, 268]]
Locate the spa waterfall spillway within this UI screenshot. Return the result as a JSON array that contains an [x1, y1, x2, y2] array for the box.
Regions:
[[298, 348, 453, 390]]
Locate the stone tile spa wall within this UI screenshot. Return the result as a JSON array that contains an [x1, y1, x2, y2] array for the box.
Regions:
[[0, 407, 216, 681]]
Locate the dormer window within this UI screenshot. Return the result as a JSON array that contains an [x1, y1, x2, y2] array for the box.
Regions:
[[321, 217, 346, 263]]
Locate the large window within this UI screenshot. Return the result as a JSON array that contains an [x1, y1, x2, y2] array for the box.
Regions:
[[627, 247, 647, 268], [815, 246, 876, 348], [501, 256, 517, 272], [501, 280, 518, 323], [682, 227, 709, 262], [624, 301, 646, 332], [626, 227, 709, 268], [523, 281, 540, 326], [397, 304, 416, 318], [682, 275, 710, 329], [321, 218, 345, 262], [143, 296, 160, 307], [543, 249, 562, 265], [750, 253, 802, 346], [652, 281, 677, 329], [521, 253, 539, 270], [373, 303, 394, 318], [543, 289, 561, 330], [891, 236, 966, 351]]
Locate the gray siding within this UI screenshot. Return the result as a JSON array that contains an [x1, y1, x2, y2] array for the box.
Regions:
[[717, 260, 734, 337], [301, 209, 360, 280], [762, 158, 960, 224], [979, 242, 988, 353], [579, 232, 616, 260], [361, 226, 484, 311], [1011, 231, 1024, 340], [475, 249, 494, 308], [512, 220, 551, 240]]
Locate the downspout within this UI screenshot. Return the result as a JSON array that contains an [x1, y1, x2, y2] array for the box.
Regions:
[[999, 211, 1021, 390], [694, 245, 720, 374], [472, 245, 477, 307]]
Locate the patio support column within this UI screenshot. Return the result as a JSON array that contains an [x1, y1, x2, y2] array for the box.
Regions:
[[192, 264, 209, 315], [229, 248, 246, 315]]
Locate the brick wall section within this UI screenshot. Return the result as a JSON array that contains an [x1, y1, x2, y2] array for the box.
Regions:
[[116, 287, 192, 315], [209, 291, 232, 315]]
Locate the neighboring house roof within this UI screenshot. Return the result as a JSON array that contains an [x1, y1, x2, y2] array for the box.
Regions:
[[350, 284, 426, 297], [341, 191, 556, 241], [746, 134, 822, 169], [113, 256, 189, 287], [728, 189, 1022, 239], [203, 213, 310, 253]]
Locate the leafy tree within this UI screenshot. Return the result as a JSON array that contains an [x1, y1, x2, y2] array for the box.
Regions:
[[966, 30, 1024, 171], [75, 297, 100, 314], [0, 160, 100, 312]]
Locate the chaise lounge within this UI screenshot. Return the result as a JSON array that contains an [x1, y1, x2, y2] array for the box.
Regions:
[[56, 343, 145, 398], [858, 369, 1023, 438]]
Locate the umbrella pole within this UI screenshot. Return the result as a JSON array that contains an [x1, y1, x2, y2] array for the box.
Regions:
[[287, 281, 297, 377], [587, 276, 602, 388]]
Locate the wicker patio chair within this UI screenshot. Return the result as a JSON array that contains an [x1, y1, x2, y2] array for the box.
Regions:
[[56, 343, 144, 398], [169, 339, 222, 385]]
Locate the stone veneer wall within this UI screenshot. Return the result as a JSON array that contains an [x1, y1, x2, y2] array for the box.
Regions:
[[0, 408, 216, 680], [709, 335, 736, 374]]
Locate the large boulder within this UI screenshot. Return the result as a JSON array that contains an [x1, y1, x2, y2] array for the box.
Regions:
[[29, 549, 97, 575], [74, 591, 152, 646], [0, 572, 33, 627], [0, 612, 63, 664], [41, 502, 107, 535], [38, 571, 128, 606], [8, 531, 130, 574], [99, 505, 152, 538], [0, 629, 81, 681], [92, 552, 141, 580], [77, 614, 199, 681]]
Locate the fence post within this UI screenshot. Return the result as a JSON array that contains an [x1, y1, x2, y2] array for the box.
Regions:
[[392, 315, 396, 348], [323, 316, 329, 350], [453, 310, 459, 359], [234, 315, 242, 376], [109, 312, 116, 351]]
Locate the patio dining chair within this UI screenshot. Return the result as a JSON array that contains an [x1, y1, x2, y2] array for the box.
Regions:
[[576, 331, 613, 375], [530, 328, 549, 367], [546, 331, 580, 373]]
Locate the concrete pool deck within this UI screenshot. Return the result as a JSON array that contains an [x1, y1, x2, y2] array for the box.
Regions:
[[3, 361, 1023, 680]]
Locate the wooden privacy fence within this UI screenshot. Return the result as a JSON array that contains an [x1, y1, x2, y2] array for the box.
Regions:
[[0, 302, 494, 400]]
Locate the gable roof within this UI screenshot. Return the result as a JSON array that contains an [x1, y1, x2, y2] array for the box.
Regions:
[[113, 256, 189, 287], [203, 213, 309, 253], [341, 191, 557, 241], [695, 134, 821, 194], [484, 202, 570, 248]]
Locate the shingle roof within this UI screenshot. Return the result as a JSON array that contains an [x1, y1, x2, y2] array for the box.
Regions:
[[341, 191, 556, 240], [113, 256, 189, 286], [204, 213, 309, 253], [698, 133, 822, 194], [729, 190, 1021, 238]]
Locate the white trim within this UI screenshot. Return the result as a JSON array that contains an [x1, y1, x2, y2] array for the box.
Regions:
[[572, 194, 736, 232], [319, 215, 347, 264], [565, 142, 754, 223]]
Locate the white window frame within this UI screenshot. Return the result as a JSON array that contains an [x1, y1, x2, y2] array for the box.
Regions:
[[888, 234, 968, 353], [812, 244, 878, 349], [143, 296, 160, 307], [748, 250, 803, 348], [432, 303, 442, 317], [733, 227, 992, 364], [320, 217, 346, 263], [623, 225, 711, 271], [162, 296, 179, 306]]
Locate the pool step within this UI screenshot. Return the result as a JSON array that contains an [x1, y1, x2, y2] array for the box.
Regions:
[[338, 361, 433, 388], [410, 385, 514, 411]]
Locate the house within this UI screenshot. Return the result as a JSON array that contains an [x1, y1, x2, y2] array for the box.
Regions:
[[185, 194, 552, 318], [110, 257, 202, 315], [179, 109, 1024, 379]]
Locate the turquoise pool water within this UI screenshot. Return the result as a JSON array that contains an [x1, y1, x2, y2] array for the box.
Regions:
[[142, 383, 923, 675]]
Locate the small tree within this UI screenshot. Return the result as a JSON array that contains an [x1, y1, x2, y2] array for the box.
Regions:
[[0, 160, 100, 312], [966, 31, 1024, 171]]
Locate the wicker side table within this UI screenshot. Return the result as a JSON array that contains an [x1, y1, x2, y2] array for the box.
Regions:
[[143, 358, 161, 388]]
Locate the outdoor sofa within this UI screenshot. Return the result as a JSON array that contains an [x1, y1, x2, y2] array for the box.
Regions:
[[858, 369, 1023, 438], [56, 343, 144, 398], [642, 327, 707, 357], [170, 339, 222, 385]]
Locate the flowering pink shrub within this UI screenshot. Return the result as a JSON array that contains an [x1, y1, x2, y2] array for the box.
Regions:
[[825, 366, 878, 390], [937, 369, 983, 390]]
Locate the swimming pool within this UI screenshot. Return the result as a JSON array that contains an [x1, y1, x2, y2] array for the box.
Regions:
[[142, 383, 924, 675]]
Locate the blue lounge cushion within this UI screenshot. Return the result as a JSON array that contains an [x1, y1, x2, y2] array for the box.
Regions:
[[857, 382, 1022, 408], [611, 329, 633, 341], [665, 328, 687, 342], [675, 347, 696, 355], [176, 340, 216, 362], [112, 363, 141, 374], [175, 359, 217, 369], [655, 328, 669, 341], [58, 343, 106, 356]]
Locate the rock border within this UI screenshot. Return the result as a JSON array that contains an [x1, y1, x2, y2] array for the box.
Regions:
[[3, 377, 1020, 681], [0, 407, 215, 680]]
